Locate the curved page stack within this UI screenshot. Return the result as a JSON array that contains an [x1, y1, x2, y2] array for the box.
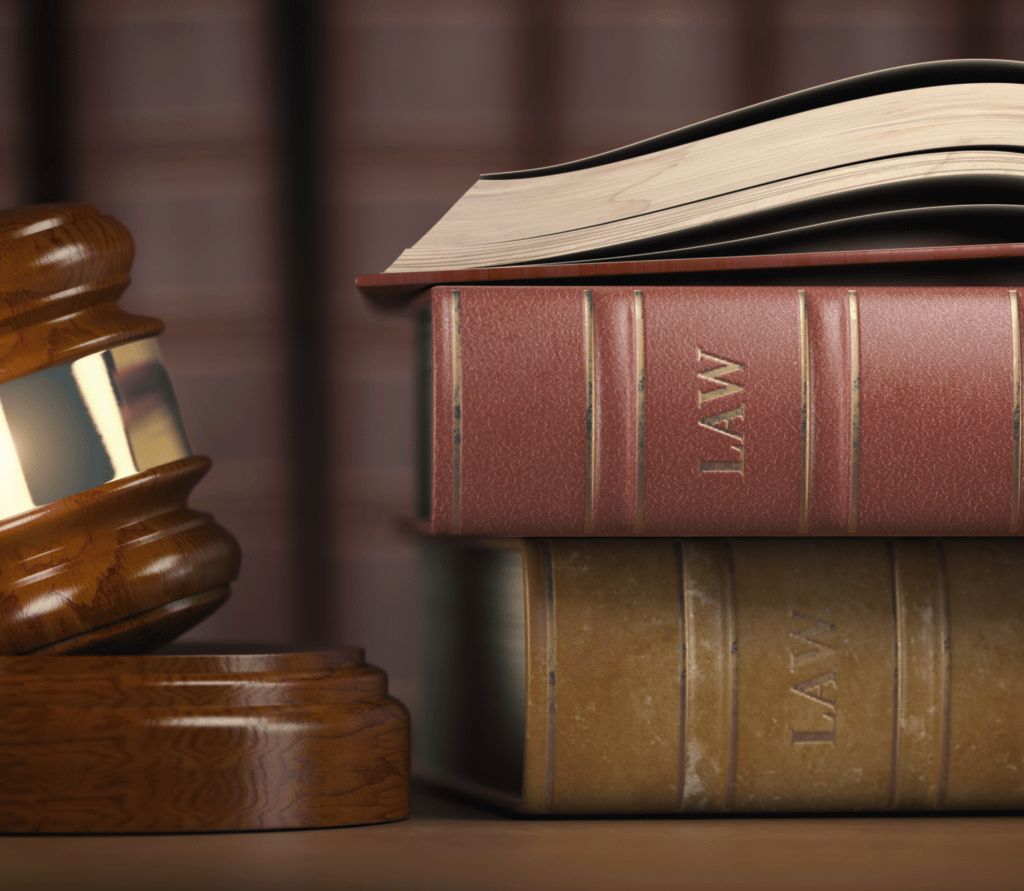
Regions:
[[384, 60, 1024, 272]]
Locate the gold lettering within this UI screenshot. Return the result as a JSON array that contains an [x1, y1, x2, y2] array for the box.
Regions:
[[698, 351, 746, 474], [790, 671, 837, 746], [791, 669, 837, 707], [698, 405, 745, 473], [698, 404, 745, 442], [790, 715, 836, 745], [788, 611, 837, 746], [697, 350, 745, 405], [698, 450, 744, 474], [789, 609, 836, 670]]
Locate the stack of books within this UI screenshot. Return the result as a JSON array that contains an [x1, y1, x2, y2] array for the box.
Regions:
[[357, 59, 1024, 814]]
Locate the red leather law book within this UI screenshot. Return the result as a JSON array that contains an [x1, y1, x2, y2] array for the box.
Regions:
[[356, 242, 1024, 306], [427, 284, 1024, 537]]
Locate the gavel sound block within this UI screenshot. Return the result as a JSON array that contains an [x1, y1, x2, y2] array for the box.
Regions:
[[0, 649, 410, 833], [0, 205, 410, 831]]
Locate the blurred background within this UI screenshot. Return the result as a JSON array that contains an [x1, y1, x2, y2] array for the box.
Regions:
[[0, 0, 1019, 715]]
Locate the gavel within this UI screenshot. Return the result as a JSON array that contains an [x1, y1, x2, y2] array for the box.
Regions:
[[0, 203, 240, 655], [0, 204, 410, 832]]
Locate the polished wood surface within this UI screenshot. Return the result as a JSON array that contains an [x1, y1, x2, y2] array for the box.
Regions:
[[0, 203, 162, 384], [0, 649, 410, 833], [0, 455, 240, 655], [0, 206, 410, 836], [0, 204, 241, 653], [37, 587, 231, 655], [0, 786, 1021, 890]]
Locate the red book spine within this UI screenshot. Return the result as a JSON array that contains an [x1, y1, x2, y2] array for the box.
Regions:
[[431, 285, 1023, 537]]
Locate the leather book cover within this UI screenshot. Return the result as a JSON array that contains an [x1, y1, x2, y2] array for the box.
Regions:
[[417, 536, 1024, 814], [430, 284, 1024, 537], [356, 242, 1024, 305], [523, 537, 1024, 813]]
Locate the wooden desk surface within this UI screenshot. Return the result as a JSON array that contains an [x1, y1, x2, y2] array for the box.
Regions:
[[3, 786, 1022, 891]]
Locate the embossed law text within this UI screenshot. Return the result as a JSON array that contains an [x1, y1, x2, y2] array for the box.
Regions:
[[697, 349, 745, 474], [789, 608, 837, 745]]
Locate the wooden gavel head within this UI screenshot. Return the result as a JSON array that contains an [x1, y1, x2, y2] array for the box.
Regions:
[[0, 204, 241, 655]]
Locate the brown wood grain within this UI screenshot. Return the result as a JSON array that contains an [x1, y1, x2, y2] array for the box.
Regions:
[[0, 203, 163, 384], [0, 649, 410, 833], [0, 455, 241, 654], [0, 786, 1020, 890], [0, 203, 242, 653]]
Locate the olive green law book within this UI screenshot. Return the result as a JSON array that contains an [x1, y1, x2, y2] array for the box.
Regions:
[[418, 537, 1024, 814]]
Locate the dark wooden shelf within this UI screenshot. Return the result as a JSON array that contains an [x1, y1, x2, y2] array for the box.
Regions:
[[2, 785, 1022, 890]]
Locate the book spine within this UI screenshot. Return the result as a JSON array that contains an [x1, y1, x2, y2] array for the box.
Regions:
[[521, 537, 1024, 814], [432, 285, 1024, 536]]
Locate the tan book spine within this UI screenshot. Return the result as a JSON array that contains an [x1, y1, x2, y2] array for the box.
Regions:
[[521, 538, 1024, 813]]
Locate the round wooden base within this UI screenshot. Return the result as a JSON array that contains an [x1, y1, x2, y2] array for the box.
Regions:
[[0, 649, 410, 833]]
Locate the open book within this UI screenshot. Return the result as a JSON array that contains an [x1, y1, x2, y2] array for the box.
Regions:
[[385, 60, 1024, 272]]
